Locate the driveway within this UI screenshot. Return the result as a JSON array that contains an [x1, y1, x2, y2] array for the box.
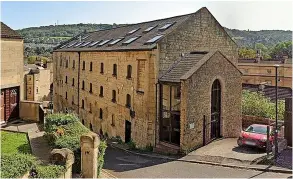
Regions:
[[185, 138, 266, 165], [103, 145, 291, 178]]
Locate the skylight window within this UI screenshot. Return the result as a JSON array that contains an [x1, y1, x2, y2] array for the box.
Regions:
[[145, 35, 163, 44], [80, 41, 91, 47], [82, 35, 90, 40], [74, 42, 84, 47], [67, 42, 78, 48], [108, 38, 124, 46], [59, 44, 67, 49], [127, 28, 140, 35], [122, 36, 140, 45], [88, 40, 102, 47], [97, 40, 111, 46], [143, 25, 157, 33], [158, 22, 176, 31]]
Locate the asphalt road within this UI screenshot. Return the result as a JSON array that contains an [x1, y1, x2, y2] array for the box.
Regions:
[[103, 145, 292, 178]]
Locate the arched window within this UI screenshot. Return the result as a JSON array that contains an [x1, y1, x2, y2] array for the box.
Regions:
[[100, 63, 104, 74], [81, 99, 84, 109], [127, 65, 132, 79], [82, 80, 85, 90], [126, 94, 131, 108], [90, 62, 93, 71], [113, 64, 117, 76], [82, 61, 85, 70], [99, 86, 104, 97], [112, 90, 116, 103], [99, 108, 103, 119], [211, 79, 221, 139]]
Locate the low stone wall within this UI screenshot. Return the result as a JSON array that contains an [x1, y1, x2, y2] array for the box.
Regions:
[[242, 115, 273, 129], [19, 100, 44, 122]]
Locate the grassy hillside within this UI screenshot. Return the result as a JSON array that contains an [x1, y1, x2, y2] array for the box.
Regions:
[[17, 23, 292, 58]]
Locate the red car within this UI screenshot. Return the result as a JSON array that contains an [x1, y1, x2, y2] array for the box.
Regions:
[[237, 124, 274, 149]]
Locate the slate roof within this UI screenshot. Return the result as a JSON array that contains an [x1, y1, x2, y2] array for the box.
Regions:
[[1, 22, 22, 39], [160, 52, 208, 83], [54, 12, 195, 52], [243, 83, 292, 101]]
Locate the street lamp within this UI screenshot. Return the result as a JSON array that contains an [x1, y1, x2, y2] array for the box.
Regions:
[[274, 64, 280, 162]]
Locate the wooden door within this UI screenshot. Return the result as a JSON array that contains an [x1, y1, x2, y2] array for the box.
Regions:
[[3, 87, 19, 121], [1, 91, 5, 122]]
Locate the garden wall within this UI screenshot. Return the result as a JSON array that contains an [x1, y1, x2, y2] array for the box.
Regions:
[[242, 115, 273, 129], [20, 100, 44, 122]]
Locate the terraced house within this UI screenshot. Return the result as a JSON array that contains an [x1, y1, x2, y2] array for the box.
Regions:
[[53, 7, 242, 153]]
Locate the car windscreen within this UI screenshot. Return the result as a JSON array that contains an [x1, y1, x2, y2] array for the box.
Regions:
[[245, 125, 267, 134]]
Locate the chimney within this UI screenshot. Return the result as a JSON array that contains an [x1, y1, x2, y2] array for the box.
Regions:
[[255, 49, 262, 63]]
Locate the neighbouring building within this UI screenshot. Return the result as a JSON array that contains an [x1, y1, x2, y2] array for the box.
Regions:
[[1, 22, 24, 123], [24, 64, 52, 102], [238, 57, 292, 88], [53, 7, 242, 153]]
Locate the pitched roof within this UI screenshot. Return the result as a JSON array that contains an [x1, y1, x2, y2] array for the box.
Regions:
[[242, 83, 292, 101], [160, 52, 207, 83], [1, 22, 22, 39], [54, 11, 197, 52]]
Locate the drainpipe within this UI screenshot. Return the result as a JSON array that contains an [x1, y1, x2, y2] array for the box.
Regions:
[[77, 52, 81, 115], [155, 82, 158, 148]]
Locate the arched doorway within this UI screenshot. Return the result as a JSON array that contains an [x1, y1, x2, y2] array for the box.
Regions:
[[211, 79, 221, 140]]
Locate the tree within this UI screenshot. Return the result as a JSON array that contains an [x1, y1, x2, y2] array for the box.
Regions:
[[239, 48, 256, 58], [270, 41, 292, 58], [255, 43, 271, 59]]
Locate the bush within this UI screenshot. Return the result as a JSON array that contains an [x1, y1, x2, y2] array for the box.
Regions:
[[32, 165, 65, 178], [44, 113, 79, 133], [127, 139, 136, 149], [1, 153, 38, 178], [97, 140, 107, 177], [242, 90, 285, 120]]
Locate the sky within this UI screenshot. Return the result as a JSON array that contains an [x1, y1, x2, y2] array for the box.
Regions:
[[1, 1, 293, 31]]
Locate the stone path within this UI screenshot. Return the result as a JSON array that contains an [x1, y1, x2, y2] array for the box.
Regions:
[[276, 148, 292, 169], [1, 120, 51, 164]]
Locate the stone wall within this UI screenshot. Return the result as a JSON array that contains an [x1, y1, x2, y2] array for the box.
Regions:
[[158, 7, 238, 77], [1, 38, 24, 100], [53, 50, 158, 148], [19, 100, 43, 122], [242, 115, 273, 129], [180, 51, 242, 153], [284, 97, 292, 146]]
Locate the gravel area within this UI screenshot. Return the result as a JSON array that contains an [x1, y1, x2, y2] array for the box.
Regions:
[[276, 148, 292, 169]]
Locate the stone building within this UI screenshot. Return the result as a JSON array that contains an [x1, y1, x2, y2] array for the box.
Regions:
[[238, 57, 292, 88], [1, 22, 24, 123], [53, 7, 242, 153], [24, 64, 52, 102]]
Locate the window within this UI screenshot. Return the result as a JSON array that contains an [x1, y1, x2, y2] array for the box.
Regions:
[[127, 28, 140, 35], [97, 40, 111, 46], [113, 64, 117, 77], [112, 90, 116, 103], [89, 103, 92, 113], [89, 40, 101, 47], [143, 26, 157, 33], [60, 58, 62, 66], [99, 108, 103, 119], [65, 76, 68, 83], [82, 119, 85, 125], [89, 83, 93, 93], [174, 86, 181, 99], [72, 78, 75, 86], [90, 123, 93, 131], [122, 36, 140, 45], [36, 87, 39, 94], [126, 65, 132, 79], [90, 62, 93, 71], [108, 38, 124, 46], [81, 99, 85, 109], [99, 86, 104, 97], [100, 63, 104, 74], [159, 22, 176, 31], [126, 94, 131, 108], [74, 42, 84, 47], [82, 35, 89, 40], [67, 42, 77, 48], [145, 35, 163, 44], [80, 41, 91, 47], [66, 59, 69, 68], [72, 95, 74, 105], [82, 81, 85, 90], [65, 92, 68, 100], [72, 60, 75, 68], [111, 114, 115, 126], [82, 61, 85, 70]]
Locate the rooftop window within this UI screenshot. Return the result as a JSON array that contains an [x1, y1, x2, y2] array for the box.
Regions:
[[59, 44, 67, 49], [88, 40, 102, 47], [80, 41, 91, 47], [128, 28, 140, 35], [122, 36, 140, 45], [97, 39, 111, 46], [143, 25, 157, 33], [145, 35, 163, 44], [108, 38, 124, 46], [158, 22, 176, 31], [74, 41, 84, 47], [67, 42, 78, 48], [82, 35, 90, 40]]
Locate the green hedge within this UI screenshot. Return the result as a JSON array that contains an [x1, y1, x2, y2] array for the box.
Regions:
[[242, 90, 285, 120], [33, 165, 65, 178], [44, 113, 107, 176]]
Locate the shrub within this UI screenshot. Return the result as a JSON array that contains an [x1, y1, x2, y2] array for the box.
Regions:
[[242, 90, 285, 120], [1, 153, 38, 178], [44, 113, 79, 133], [127, 139, 136, 149], [97, 140, 107, 177], [32, 165, 65, 178]]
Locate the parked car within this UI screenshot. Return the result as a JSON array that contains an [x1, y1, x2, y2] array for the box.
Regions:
[[237, 124, 274, 149]]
